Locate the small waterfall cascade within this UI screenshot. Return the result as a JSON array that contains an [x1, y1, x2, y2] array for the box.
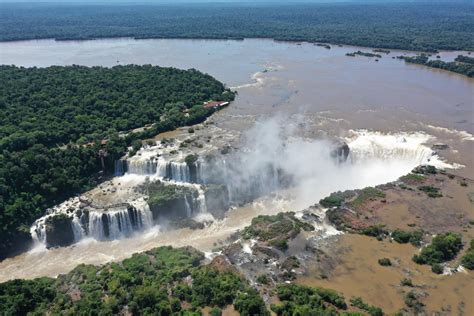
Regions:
[[86, 204, 153, 240], [119, 157, 195, 183], [346, 131, 436, 165], [30, 198, 154, 247]]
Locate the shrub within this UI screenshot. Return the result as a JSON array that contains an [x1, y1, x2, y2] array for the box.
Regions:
[[209, 307, 222, 316], [461, 239, 474, 270], [350, 297, 384, 316], [431, 263, 444, 274], [362, 225, 387, 238], [412, 232, 463, 269], [234, 290, 270, 316], [256, 274, 270, 285], [418, 185, 442, 198], [378, 258, 392, 266], [391, 229, 423, 246], [400, 278, 413, 287], [320, 193, 345, 208]]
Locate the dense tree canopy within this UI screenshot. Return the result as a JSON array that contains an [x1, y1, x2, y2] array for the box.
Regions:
[[0, 65, 234, 259], [0, 246, 267, 315], [1, 3, 473, 52]]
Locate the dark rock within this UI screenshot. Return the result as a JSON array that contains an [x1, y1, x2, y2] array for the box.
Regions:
[[45, 214, 75, 248], [331, 141, 350, 163]]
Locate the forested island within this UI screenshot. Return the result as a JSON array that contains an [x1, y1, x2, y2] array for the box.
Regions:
[[1, 3, 473, 52], [0, 65, 234, 259], [398, 55, 474, 77]]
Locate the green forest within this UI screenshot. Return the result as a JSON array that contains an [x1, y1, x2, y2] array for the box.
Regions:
[[1, 3, 473, 52], [0, 65, 234, 259], [0, 245, 373, 315]]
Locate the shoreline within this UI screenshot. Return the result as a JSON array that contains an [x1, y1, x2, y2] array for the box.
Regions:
[[1, 36, 473, 55]]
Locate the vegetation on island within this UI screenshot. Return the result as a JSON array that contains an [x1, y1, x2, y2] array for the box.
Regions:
[[1, 3, 473, 52], [398, 54, 474, 77], [242, 212, 314, 251], [346, 51, 382, 58], [0, 65, 234, 259], [454, 55, 474, 64], [412, 232, 463, 272]]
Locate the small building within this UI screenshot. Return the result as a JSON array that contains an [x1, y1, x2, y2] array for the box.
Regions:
[[203, 101, 229, 109]]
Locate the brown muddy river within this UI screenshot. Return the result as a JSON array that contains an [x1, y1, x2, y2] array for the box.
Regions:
[[0, 38, 472, 281]]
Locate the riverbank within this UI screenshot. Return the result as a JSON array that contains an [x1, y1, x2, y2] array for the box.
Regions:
[[1, 2, 473, 52]]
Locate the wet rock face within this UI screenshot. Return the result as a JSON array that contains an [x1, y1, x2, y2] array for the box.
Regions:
[[45, 215, 75, 248], [204, 184, 230, 219], [149, 197, 191, 221], [331, 142, 350, 162]]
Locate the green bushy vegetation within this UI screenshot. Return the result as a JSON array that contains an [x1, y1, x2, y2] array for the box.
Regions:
[[320, 192, 346, 208], [271, 284, 350, 315], [350, 297, 384, 316], [455, 55, 474, 65], [346, 51, 382, 58], [350, 188, 386, 209], [391, 229, 424, 246], [461, 239, 474, 270], [144, 181, 196, 208], [399, 55, 474, 77], [0, 65, 234, 259], [418, 185, 443, 198], [361, 225, 388, 238], [412, 232, 463, 268], [0, 246, 268, 315], [400, 173, 426, 184], [1, 3, 473, 52], [242, 212, 314, 250]]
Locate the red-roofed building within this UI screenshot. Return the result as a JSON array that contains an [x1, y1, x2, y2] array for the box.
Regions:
[[203, 101, 229, 109]]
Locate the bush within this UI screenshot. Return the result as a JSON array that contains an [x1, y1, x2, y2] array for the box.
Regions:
[[320, 193, 345, 208], [391, 229, 423, 246], [412, 232, 463, 269], [431, 263, 444, 274], [378, 258, 392, 266], [461, 239, 474, 270], [400, 278, 413, 287], [418, 185, 442, 198], [234, 290, 270, 316], [362, 225, 387, 238], [209, 307, 222, 316], [350, 297, 384, 316]]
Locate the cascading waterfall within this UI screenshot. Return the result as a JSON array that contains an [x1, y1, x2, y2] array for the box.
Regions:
[[87, 206, 152, 240], [30, 199, 154, 247], [346, 131, 439, 166], [31, 129, 454, 250]]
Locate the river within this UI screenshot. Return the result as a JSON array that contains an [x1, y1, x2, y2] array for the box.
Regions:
[[0, 38, 472, 281]]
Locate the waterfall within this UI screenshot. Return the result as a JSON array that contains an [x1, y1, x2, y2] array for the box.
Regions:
[[126, 159, 158, 175], [347, 132, 436, 165], [71, 216, 85, 241], [86, 205, 153, 240], [196, 186, 207, 213], [184, 195, 192, 217], [114, 159, 128, 176]]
